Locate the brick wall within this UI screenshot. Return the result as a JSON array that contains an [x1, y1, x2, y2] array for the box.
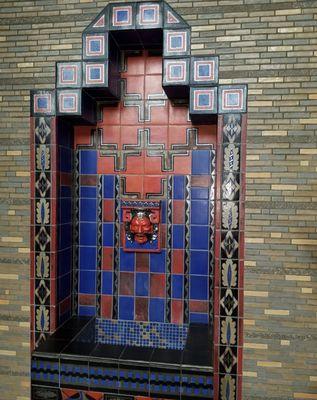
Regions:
[[0, 0, 316, 399]]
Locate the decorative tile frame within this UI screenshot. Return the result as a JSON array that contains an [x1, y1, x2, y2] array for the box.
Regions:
[[30, 2, 247, 400]]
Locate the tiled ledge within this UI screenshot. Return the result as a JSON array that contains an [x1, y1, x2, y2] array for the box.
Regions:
[[32, 317, 213, 399]]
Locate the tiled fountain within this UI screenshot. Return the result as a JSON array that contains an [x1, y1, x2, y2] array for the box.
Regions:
[[30, 2, 247, 400]]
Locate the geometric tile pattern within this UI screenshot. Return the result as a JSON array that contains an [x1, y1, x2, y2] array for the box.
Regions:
[[190, 87, 218, 114], [164, 30, 191, 57], [83, 33, 108, 60], [31, 90, 55, 116], [57, 89, 81, 115], [56, 62, 82, 88], [191, 56, 219, 86], [215, 113, 245, 400], [32, 117, 55, 347], [219, 85, 247, 114]]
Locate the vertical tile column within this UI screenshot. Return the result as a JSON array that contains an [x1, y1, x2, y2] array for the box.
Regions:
[[214, 114, 246, 400], [31, 116, 58, 346]]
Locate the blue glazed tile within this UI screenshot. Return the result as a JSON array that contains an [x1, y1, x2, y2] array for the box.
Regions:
[[191, 187, 209, 200], [60, 198, 72, 223], [149, 299, 165, 322], [190, 276, 208, 300], [120, 249, 135, 271], [136, 273, 149, 296], [190, 250, 209, 275], [191, 200, 209, 225], [172, 225, 184, 249], [173, 175, 185, 199], [150, 250, 166, 273], [59, 223, 72, 249], [80, 150, 97, 174], [80, 186, 97, 198], [79, 246, 97, 270], [59, 147, 72, 173], [79, 270, 96, 293], [58, 273, 71, 301], [190, 313, 208, 324], [119, 297, 134, 320], [102, 271, 113, 295], [103, 175, 115, 199], [103, 223, 114, 247], [58, 248, 72, 276], [161, 200, 166, 224], [192, 150, 211, 175], [190, 226, 209, 250], [172, 275, 183, 299], [80, 198, 97, 222], [80, 222, 97, 246], [60, 185, 71, 198], [79, 306, 96, 316]]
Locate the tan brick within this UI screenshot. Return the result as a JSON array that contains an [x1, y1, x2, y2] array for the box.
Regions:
[[262, 130, 287, 136], [301, 288, 313, 294], [294, 394, 317, 399], [245, 291, 269, 298], [281, 340, 290, 346], [243, 371, 258, 377], [264, 309, 290, 316], [300, 149, 317, 155], [257, 361, 282, 368], [285, 275, 311, 282], [271, 184, 297, 191], [244, 343, 268, 350], [292, 239, 317, 245]]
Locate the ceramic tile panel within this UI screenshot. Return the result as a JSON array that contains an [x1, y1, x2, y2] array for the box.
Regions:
[[83, 33, 109, 60], [110, 3, 136, 30], [163, 29, 191, 57], [31, 90, 55, 116], [83, 61, 109, 87], [190, 56, 219, 86], [56, 62, 82, 88], [219, 85, 248, 114]]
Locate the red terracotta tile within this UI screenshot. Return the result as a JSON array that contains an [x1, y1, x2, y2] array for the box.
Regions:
[[30, 251, 35, 279], [125, 75, 144, 98], [238, 316, 244, 347], [60, 172, 72, 186], [120, 272, 134, 295], [30, 118, 35, 146], [135, 297, 148, 321], [30, 171, 35, 198], [145, 75, 165, 98], [125, 151, 144, 174], [101, 105, 121, 125], [173, 200, 185, 224], [136, 253, 149, 272], [123, 55, 145, 76], [121, 125, 142, 148], [213, 315, 220, 348], [79, 294, 95, 306], [191, 175, 211, 187], [172, 249, 184, 274], [101, 125, 120, 148], [122, 175, 143, 198], [50, 305, 57, 332], [74, 126, 94, 148], [59, 296, 71, 315], [168, 103, 191, 125], [171, 299, 183, 324], [147, 101, 169, 125], [145, 55, 162, 75], [214, 258, 220, 288], [168, 125, 188, 148], [50, 252, 57, 280], [146, 125, 168, 148], [50, 117, 57, 145], [83, 392, 103, 400], [150, 273, 165, 297], [237, 375, 243, 400], [50, 278, 57, 305], [214, 286, 220, 317], [80, 174, 97, 186], [102, 247, 113, 270], [30, 279, 35, 306], [51, 144, 58, 173], [189, 300, 208, 313], [172, 153, 191, 175], [30, 144, 35, 172], [195, 124, 217, 145], [97, 153, 115, 174], [237, 347, 243, 375], [120, 101, 142, 125], [144, 155, 162, 174], [161, 224, 166, 248], [143, 175, 164, 197], [214, 230, 221, 260], [101, 295, 112, 318], [103, 199, 114, 222], [238, 260, 244, 290]]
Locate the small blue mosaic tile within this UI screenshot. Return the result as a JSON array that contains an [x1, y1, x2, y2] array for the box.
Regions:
[[96, 319, 188, 350], [190, 275, 208, 300], [103, 175, 115, 198], [172, 275, 183, 299], [119, 297, 134, 320], [80, 186, 97, 198], [172, 225, 184, 249], [190, 226, 209, 250], [102, 271, 113, 295], [136, 273, 149, 296], [79, 270, 96, 293], [191, 200, 209, 225], [80, 222, 97, 246], [190, 250, 209, 275], [80, 198, 97, 222], [173, 175, 185, 199], [102, 223, 114, 246], [120, 249, 135, 271], [80, 150, 97, 174], [191, 186, 209, 200]]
